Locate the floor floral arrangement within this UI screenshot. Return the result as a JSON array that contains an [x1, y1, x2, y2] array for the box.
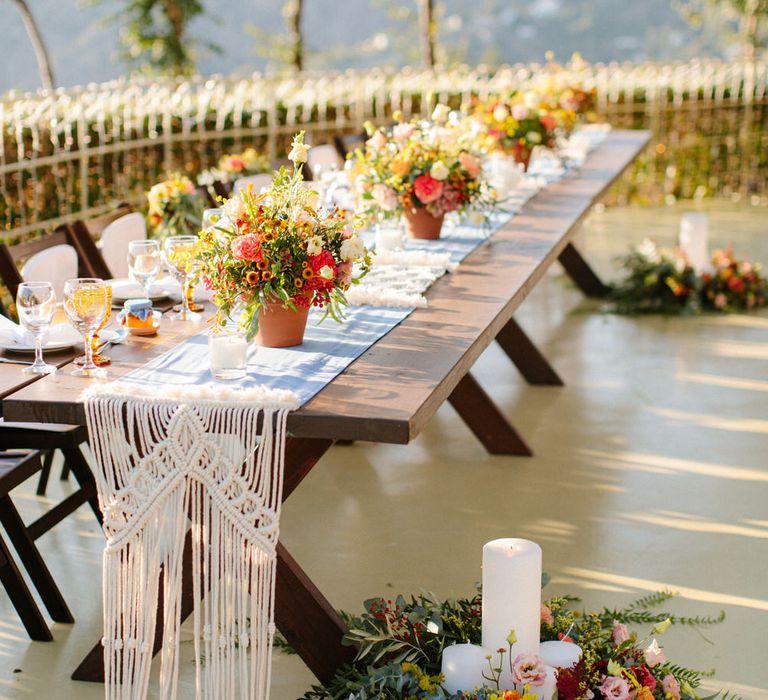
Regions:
[[609, 239, 767, 315], [145, 173, 204, 239], [295, 589, 732, 700]]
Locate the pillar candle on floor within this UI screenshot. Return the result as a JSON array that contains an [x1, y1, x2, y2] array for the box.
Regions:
[[440, 643, 489, 694], [679, 212, 709, 272], [481, 538, 542, 688], [539, 640, 582, 670]]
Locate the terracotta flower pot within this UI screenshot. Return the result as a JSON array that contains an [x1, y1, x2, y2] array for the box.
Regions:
[[403, 208, 445, 240], [256, 301, 310, 348], [513, 143, 533, 172]]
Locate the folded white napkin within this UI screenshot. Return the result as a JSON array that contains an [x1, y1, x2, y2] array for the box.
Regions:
[[0, 314, 81, 347], [110, 276, 176, 299]]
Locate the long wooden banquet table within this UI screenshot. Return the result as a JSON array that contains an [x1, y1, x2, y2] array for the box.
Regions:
[[0, 129, 649, 684]]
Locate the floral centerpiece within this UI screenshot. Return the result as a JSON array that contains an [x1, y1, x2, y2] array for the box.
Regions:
[[609, 239, 700, 315], [296, 589, 731, 700], [700, 248, 767, 311], [198, 147, 271, 186], [146, 174, 205, 240], [198, 132, 371, 347], [609, 239, 766, 316], [352, 105, 491, 240], [470, 92, 561, 170]]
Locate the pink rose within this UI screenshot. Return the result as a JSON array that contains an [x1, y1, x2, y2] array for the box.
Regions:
[[643, 638, 666, 668], [612, 620, 630, 646], [413, 174, 444, 204], [366, 131, 387, 150], [459, 152, 481, 178], [714, 292, 727, 309], [598, 676, 631, 700], [662, 674, 681, 700], [231, 233, 262, 262], [540, 604, 554, 626], [511, 653, 547, 687], [393, 123, 415, 141], [372, 184, 398, 211], [540, 114, 557, 131], [512, 104, 529, 120]]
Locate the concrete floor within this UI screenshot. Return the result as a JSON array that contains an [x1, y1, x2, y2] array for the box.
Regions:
[[0, 202, 766, 699]]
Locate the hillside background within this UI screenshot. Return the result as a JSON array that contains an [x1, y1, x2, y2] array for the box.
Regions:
[[2, 0, 737, 93]]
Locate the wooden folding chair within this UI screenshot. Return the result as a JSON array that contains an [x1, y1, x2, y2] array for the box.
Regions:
[[0, 227, 106, 496], [0, 448, 99, 640]]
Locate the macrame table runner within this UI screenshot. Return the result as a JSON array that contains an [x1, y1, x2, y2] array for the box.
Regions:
[[82, 127, 608, 700], [85, 384, 298, 700]]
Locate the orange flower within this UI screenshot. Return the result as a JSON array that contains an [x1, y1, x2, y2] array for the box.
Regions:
[[294, 278, 304, 289], [261, 271, 273, 281], [257, 260, 268, 270], [302, 267, 314, 279], [390, 157, 411, 176], [245, 270, 260, 285]]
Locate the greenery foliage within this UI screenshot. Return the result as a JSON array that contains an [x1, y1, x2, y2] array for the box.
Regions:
[[296, 588, 731, 700]]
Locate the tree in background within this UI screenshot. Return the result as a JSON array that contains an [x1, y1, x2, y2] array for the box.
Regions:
[[678, 0, 768, 58], [8, 0, 55, 90], [250, 0, 305, 72], [418, 0, 436, 67], [96, 0, 212, 75]]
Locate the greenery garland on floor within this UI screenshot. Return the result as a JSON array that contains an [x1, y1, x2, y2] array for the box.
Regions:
[[295, 588, 735, 700], [608, 239, 766, 315]]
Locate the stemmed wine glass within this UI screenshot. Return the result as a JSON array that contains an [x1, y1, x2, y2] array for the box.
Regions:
[[74, 285, 113, 367], [15, 282, 57, 375], [63, 278, 109, 378], [164, 235, 202, 322], [128, 239, 161, 300]]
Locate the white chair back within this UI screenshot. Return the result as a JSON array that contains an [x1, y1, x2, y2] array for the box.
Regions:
[[307, 145, 342, 177], [21, 244, 78, 300], [232, 174, 273, 198], [100, 212, 147, 278]]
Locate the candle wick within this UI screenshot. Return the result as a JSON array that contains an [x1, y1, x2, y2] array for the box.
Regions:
[[564, 623, 575, 639]]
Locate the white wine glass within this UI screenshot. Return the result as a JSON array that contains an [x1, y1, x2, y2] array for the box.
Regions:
[[16, 281, 57, 375], [164, 235, 202, 322], [128, 239, 161, 300], [63, 278, 109, 378]]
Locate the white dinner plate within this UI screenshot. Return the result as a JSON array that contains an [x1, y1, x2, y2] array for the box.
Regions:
[[109, 278, 175, 302], [0, 337, 80, 354]]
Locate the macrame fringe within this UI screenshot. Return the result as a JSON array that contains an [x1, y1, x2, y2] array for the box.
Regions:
[[85, 386, 294, 700]]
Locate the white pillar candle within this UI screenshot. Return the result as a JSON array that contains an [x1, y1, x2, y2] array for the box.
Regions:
[[375, 225, 404, 252], [539, 640, 581, 669], [208, 332, 249, 379], [679, 212, 709, 272], [538, 665, 558, 700], [440, 643, 489, 694], [482, 539, 542, 688]]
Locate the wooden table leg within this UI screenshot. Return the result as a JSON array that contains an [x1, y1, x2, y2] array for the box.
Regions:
[[558, 242, 608, 297], [448, 373, 532, 456], [496, 317, 563, 386], [275, 542, 356, 683]]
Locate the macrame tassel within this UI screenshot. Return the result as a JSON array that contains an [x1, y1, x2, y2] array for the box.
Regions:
[[85, 386, 295, 700]]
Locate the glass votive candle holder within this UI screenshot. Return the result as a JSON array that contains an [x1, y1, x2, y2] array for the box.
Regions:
[[208, 327, 249, 380], [375, 223, 404, 252]]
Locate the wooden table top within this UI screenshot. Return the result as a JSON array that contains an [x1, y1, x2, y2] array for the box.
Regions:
[[2, 130, 650, 442]]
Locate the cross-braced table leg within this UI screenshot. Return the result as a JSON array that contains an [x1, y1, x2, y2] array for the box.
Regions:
[[495, 317, 563, 386], [448, 372, 532, 456], [558, 242, 608, 298]]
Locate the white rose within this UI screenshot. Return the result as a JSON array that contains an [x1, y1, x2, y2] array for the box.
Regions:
[[222, 195, 246, 221], [527, 131, 542, 144], [429, 161, 449, 181], [523, 91, 541, 110], [289, 142, 309, 164], [318, 265, 334, 280], [492, 105, 509, 122], [431, 104, 451, 124], [340, 235, 366, 262], [306, 235, 324, 256]]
